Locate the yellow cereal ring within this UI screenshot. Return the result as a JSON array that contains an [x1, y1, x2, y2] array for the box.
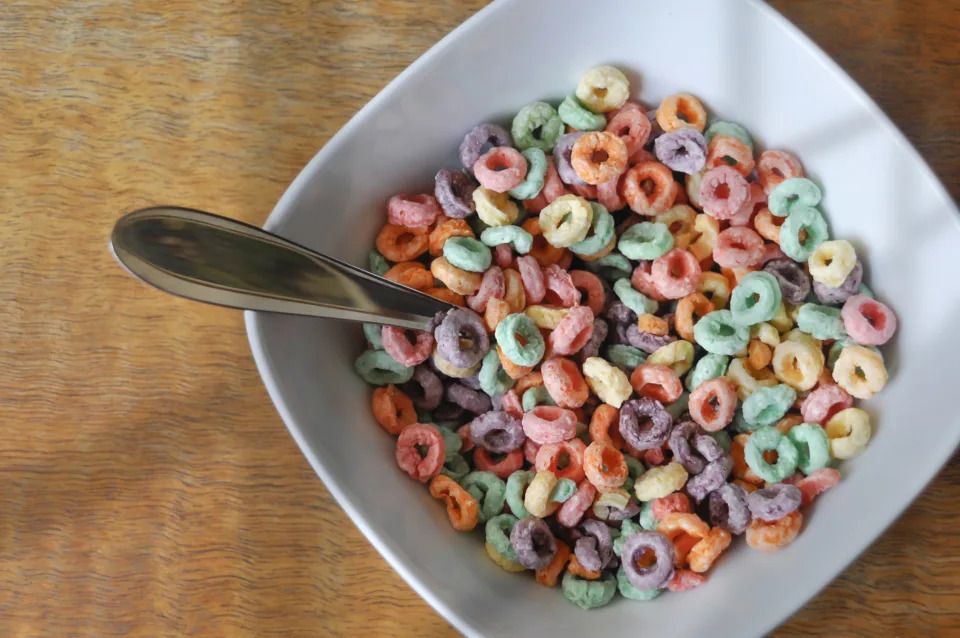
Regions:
[[525, 305, 570, 330], [782, 328, 823, 354], [473, 186, 519, 227], [750, 322, 781, 348], [825, 407, 872, 459], [698, 271, 730, 309], [647, 340, 696, 377], [771, 340, 823, 391], [432, 345, 480, 379], [725, 357, 777, 400], [525, 470, 560, 517], [654, 205, 698, 249], [596, 487, 631, 510], [769, 301, 794, 333], [538, 194, 593, 248], [832, 345, 888, 399], [575, 65, 630, 113], [808, 240, 857, 287], [485, 541, 526, 572], [430, 257, 482, 295], [689, 214, 720, 265], [582, 357, 632, 408], [634, 461, 689, 502]]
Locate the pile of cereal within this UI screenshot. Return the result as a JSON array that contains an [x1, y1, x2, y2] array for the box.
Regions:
[[354, 65, 897, 608]]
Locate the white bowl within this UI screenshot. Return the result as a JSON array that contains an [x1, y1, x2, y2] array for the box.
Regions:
[[246, 0, 960, 635]]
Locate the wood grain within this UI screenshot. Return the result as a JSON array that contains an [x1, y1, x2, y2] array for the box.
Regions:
[[0, 1, 956, 636]]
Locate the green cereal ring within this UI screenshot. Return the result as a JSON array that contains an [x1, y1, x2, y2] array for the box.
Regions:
[[742, 384, 797, 427], [354, 349, 414, 385], [618, 222, 674, 260], [705, 121, 753, 151], [495, 313, 546, 367], [431, 424, 462, 461], [796, 303, 847, 341], [479, 348, 517, 396], [708, 430, 733, 453], [665, 392, 690, 419], [505, 469, 535, 519], [522, 385, 556, 411], [368, 250, 389, 276], [440, 454, 470, 481], [617, 565, 662, 601], [558, 94, 607, 132], [468, 214, 490, 236], [606, 344, 647, 371], [614, 278, 659, 315], [622, 454, 647, 493], [362, 323, 384, 349], [584, 252, 633, 282], [508, 148, 548, 200], [562, 572, 617, 610], [570, 203, 615, 257], [729, 405, 755, 434], [550, 478, 577, 503], [693, 310, 750, 355], [858, 283, 874, 298], [613, 519, 644, 556], [780, 206, 829, 262], [827, 337, 881, 370], [443, 236, 492, 272], [639, 500, 658, 530], [512, 101, 564, 151], [744, 426, 800, 482], [768, 177, 822, 217], [686, 353, 730, 391], [417, 409, 460, 430], [787, 422, 831, 475], [485, 513, 519, 562], [730, 272, 782, 327], [481, 225, 534, 254], [462, 471, 507, 524]]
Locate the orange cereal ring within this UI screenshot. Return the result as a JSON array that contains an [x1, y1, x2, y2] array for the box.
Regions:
[[733, 479, 759, 494], [428, 474, 479, 531], [522, 218, 565, 266], [757, 150, 803, 194], [748, 339, 773, 370], [473, 448, 524, 480], [775, 412, 804, 434], [745, 510, 803, 552], [424, 286, 465, 307], [637, 313, 669, 336], [566, 553, 602, 580], [429, 216, 474, 256], [687, 527, 732, 573], [383, 261, 433, 290], [515, 371, 545, 397], [497, 345, 534, 379], [484, 297, 511, 331], [656, 93, 707, 133], [705, 135, 756, 178], [621, 161, 680, 216], [569, 270, 606, 315], [589, 404, 624, 450], [731, 434, 765, 486], [503, 268, 527, 313], [675, 292, 715, 342], [431, 257, 482, 295], [376, 223, 429, 262], [535, 539, 571, 587], [657, 512, 710, 567], [541, 356, 590, 409], [630, 363, 684, 404], [371, 384, 416, 435], [582, 441, 628, 490], [571, 131, 629, 185], [753, 207, 784, 244], [535, 438, 587, 483]]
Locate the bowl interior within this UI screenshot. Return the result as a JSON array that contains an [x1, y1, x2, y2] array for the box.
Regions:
[[247, 0, 960, 635]]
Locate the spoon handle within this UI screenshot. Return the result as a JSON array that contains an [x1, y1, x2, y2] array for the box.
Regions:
[[110, 206, 454, 331]]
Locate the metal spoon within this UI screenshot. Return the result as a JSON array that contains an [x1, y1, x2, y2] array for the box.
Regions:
[[109, 206, 455, 331]]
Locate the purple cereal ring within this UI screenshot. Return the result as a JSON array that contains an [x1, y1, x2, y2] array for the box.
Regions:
[[446, 382, 492, 414], [709, 483, 752, 535], [510, 517, 558, 570], [554, 132, 588, 186], [814, 260, 862, 305], [668, 420, 707, 475], [692, 433, 725, 463], [403, 365, 443, 410], [621, 531, 675, 590], [604, 300, 637, 325], [458, 371, 483, 391], [605, 498, 643, 521], [575, 317, 609, 363], [763, 259, 812, 305], [654, 129, 707, 174], [459, 123, 513, 174], [575, 520, 615, 571], [468, 410, 525, 453], [619, 397, 673, 451], [747, 483, 802, 522], [435, 308, 489, 369], [433, 402, 464, 421], [686, 455, 733, 504], [467, 266, 505, 313], [626, 324, 676, 354], [435, 169, 477, 219]]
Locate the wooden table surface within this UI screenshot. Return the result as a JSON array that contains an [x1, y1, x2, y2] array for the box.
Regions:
[[2, 0, 958, 635]]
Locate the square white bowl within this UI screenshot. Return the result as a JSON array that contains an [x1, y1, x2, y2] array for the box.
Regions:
[[246, 0, 960, 635]]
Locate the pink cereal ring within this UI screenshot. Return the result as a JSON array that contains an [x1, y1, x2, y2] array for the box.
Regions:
[[605, 101, 652, 157], [569, 270, 606, 315], [794, 467, 841, 506], [643, 446, 666, 466], [381, 326, 434, 366], [840, 294, 898, 346], [651, 248, 703, 299], [699, 165, 750, 221], [757, 150, 804, 194], [628, 147, 657, 166], [548, 306, 595, 356], [387, 194, 441, 228], [473, 146, 528, 193], [542, 263, 582, 307], [524, 438, 542, 465], [760, 242, 788, 265], [516, 255, 546, 304], [597, 174, 626, 212], [630, 364, 683, 404], [541, 155, 568, 203], [800, 384, 853, 425], [542, 356, 591, 408], [495, 244, 515, 269], [570, 183, 599, 199], [729, 183, 766, 227], [556, 251, 574, 271], [557, 479, 598, 527], [524, 191, 550, 214], [473, 448, 524, 480], [467, 266, 505, 313], [631, 261, 669, 302], [522, 406, 578, 444], [395, 424, 445, 482], [713, 227, 765, 268], [688, 377, 738, 432], [501, 388, 524, 419], [666, 569, 707, 592]]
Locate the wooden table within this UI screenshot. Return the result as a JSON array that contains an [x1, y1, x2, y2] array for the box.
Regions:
[[2, 1, 957, 635]]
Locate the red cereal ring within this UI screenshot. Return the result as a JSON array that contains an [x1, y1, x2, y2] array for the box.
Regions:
[[541, 155, 568, 203], [535, 438, 588, 483], [457, 424, 475, 453], [556, 479, 598, 527], [643, 446, 667, 466], [713, 227, 765, 268], [699, 165, 750, 220], [541, 263, 582, 307], [621, 161, 680, 216], [666, 569, 708, 591], [466, 266, 505, 313], [395, 424, 445, 482], [705, 135, 756, 177], [800, 383, 853, 425], [500, 388, 524, 419], [571, 131, 629, 185], [583, 441, 629, 490], [381, 326, 434, 367], [555, 250, 574, 271], [569, 183, 599, 201], [757, 150, 803, 194], [630, 261, 669, 302], [628, 147, 657, 167], [605, 101, 652, 157], [473, 146, 528, 193], [371, 384, 417, 435], [651, 493, 693, 520], [387, 193, 441, 229], [473, 448, 524, 480], [688, 377, 738, 432], [794, 467, 841, 506], [651, 248, 703, 299], [589, 404, 624, 449], [569, 270, 606, 315], [548, 306, 595, 356], [542, 356, 590, 408], [494, 244, 515, 269], [630, 364, 684, 404], [522, 406, 578, 444]]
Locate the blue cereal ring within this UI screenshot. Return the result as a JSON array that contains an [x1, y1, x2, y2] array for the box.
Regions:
[[495, 313, 545, 366], [730, 272, 782, 326], [768, 177, 822, 217], [618, 222, 674, 260], [780, 207, 829, 262], [796, 303, 847, 340], [508, 148, 548, 200], [693, 310, 750, 355]]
